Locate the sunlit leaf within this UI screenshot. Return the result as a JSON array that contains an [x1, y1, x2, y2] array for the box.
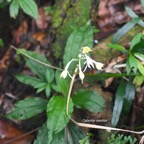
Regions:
[[5, 97, 47, 120], [130, 33, 143, 50], [72, 89, 105, 113], [133, 75, 144, 86], [134, 53, 144, 62], [137, 60, 144, 75], [125, 6, 144, 27], [111, 79, 126, 127], [47, 96, 73, 144], [112, 18, 140, 43], [108, 43, 128, 53], [19, 0, 38, 20], [79, 133, 92, 144], [63, 24, 94, 73]]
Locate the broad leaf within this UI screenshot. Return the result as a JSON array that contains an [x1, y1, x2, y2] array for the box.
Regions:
[[137, 60, 144, 75], [10, 0, 19, 18], [16, 74, 42, 87], [134, 53, 144, 62], [128, 54, 138, 74], [34, 123, 66, 144], [5, 97, 47, 120], [19, 0, 38, 20], [112, 18, 140, 43], [133, 75, 144, 86], [17, 49, 54, 81], [63, 24, 94, 73], [54, 70, 70, 96], [108, 43, 128, 53], [140, 0, 144, 9], [47, 96, 73, 144], [66, 123, 86, 144], [123, 79, 135, 114], [34, 123, 48, 144], [72, 89, 105, 113], [130, 33, 143, 50], [111, 79, 126, 127], [125, 6, 144, 27]]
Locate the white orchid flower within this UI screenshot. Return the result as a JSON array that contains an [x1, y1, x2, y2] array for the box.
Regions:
[[60, 69, 68, 79], [83, 55, 104, 71]]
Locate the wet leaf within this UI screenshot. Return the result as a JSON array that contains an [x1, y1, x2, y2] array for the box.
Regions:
[[47, 96, 73, 144], [5, 97, 47, 120], [111, 79, 126, 127], [72, 89, 105, 113]]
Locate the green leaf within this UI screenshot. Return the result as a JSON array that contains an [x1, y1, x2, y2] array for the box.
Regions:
[[126, 60, 131, 74], [5, 97, 47, 120], [34, 123, 48, 144], [137, 60, 144, 75], [112, 18, 140, 43], [16, 74, 42, 87], [72, 89, 105, 113], [111, 79, 126, 127], [108, 43, 128, 53], [63, 24, 94, 73], [34, 82, 47, 89], [134, 53, 144, 62], [133, 75, 144, 86], [128, 54, 138, 74], [17, 49, 54, 81], [45, 84, 51, 97], [19, 0, 38, 20], [34, 123, 66, 144], [66, 123, 86, 144], [46, 69, 54, 83], [0, 38, 4, 46], [54, 70, 70, 96], [47, 96, 73, 144], [123, 79, 135, 114], [79, 133, 92, 144], [9, 0, 19, 19], [125, 6, 144, 27], [130, 33, 143, 50]]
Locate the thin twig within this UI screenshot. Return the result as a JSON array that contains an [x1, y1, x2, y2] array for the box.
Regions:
[[10, 45, 63, 71]]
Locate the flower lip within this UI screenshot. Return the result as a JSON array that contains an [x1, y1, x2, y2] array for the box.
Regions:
[[81, 46, 92, 54]]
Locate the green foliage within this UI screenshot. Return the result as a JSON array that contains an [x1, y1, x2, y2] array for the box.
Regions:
[[111, 79, 127, 127], [45, 0, 93, 59], [79, 133, 92, 144], [5, 97, 47, 120], [72, 89, 105, 113], [63, 24, 94, 73], [16, 49, 54, 97], [8, 0, 38, 19], [107, 133, 137, 144], [0, 38, 4, 46], [47, 96, 73, 144], [112, 18, 141, 43]]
